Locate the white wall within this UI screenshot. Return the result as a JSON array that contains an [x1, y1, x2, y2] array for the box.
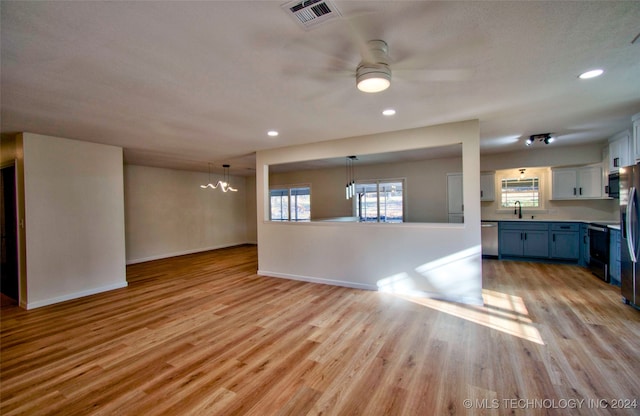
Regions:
[[22, 133, 127, 309], [480, 143, 618, 221], [481, 142, 605, 171], [124, 165, 249, 263], [269, 155, 463, 223], [245, 175, 257, 244], [257, 120, 483, 305], [481, 166, 617, 221]]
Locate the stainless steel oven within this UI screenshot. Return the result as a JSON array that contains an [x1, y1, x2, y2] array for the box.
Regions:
[[588, 223, 610, 282]]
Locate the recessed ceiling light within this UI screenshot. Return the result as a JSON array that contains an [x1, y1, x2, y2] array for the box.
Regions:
[[382, 109, 396, 116], [578, 69, 604, 79], [267, 130, 279, 137]]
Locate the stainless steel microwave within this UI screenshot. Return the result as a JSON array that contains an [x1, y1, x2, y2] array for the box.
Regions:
[[608, 172, 619, 199]]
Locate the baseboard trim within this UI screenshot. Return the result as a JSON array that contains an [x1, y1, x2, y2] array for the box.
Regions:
[[126, 242, 250, 265], [26, 281, 128, 310], [257, 270, 377, 291]]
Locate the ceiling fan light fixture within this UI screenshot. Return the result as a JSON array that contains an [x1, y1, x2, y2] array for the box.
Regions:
[[356, 65, 391, 93]]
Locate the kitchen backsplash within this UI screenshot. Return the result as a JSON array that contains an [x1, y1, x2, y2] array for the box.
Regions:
[[481, 199, 619, 221], [481, 166, 619, 222]]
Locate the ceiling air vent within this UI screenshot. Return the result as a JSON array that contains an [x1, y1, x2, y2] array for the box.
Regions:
[[282, 0, 341, 30]]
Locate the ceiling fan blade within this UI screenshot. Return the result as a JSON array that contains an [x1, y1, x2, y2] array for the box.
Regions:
[[342, 1, 448, 57], [284, 35, 356, 68], [339, 14, 376, 63], [394, 68, 474, 82], [392, 34, 486, 70]]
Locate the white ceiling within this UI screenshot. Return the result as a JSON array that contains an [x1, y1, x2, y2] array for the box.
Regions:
[[2, 1, 640, 176]]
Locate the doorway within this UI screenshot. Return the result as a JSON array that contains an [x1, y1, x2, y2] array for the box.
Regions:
[[1, 165, 19, 305]]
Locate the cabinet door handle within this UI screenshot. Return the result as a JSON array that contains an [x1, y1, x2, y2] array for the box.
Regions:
[[579, 187, 583, 195], [573, 187, 577, 195], [480, 190, 483, 198], [524, 233, 527, 241], [614, 157, 620, 167]]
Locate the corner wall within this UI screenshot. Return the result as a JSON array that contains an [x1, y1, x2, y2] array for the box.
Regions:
[[22, 133, 127, 309], [124, 165, 249, 263], [256, 120, 483, 305]]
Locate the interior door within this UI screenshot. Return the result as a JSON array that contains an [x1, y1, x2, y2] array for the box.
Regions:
[[1, 165, 19, 302], [447, 173, 463, 215]]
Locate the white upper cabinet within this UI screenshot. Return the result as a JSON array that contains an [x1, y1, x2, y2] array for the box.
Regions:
[[480, 172, 495, 201], [552, 166, 603, 199], [633, 112, 640, 163], [552, 169, 578, 199], [609, 129, 631, 172], [577, 166, 604, 198]]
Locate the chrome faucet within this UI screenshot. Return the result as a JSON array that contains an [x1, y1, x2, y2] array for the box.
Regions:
[[514, 201, 522, 219]]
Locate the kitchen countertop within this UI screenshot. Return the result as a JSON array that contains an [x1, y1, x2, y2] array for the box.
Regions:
[[482, 218, 620, 230]]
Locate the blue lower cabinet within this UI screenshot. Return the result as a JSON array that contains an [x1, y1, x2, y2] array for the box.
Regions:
[[499, 222, 580, 261], [500, 230, 525, 257], [550, 223, 580, 260], [499, 222, 549, 259], [524, 230, 550, 258], [551, 232, 580, 259], [498, 222, 621, 283], [609, 229, 621, 285]]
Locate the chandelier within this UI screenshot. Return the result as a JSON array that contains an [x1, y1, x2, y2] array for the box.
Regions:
[[201, 164, 237, 193]]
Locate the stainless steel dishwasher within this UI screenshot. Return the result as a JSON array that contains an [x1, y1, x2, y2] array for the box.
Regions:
[[481, 222, 499, 257]]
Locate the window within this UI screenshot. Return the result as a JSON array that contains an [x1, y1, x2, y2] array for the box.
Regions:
[[501, 177, 539, 208], [270, 186, 310, 221], [355, 180, 404, 223]]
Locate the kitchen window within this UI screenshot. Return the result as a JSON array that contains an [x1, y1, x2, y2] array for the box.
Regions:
[[270, 186, 311, 221], [501, 177, 540, 208], [355, 180, 404, 223]]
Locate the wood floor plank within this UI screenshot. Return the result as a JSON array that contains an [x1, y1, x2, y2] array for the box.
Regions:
[[2, 245, 639, 415]]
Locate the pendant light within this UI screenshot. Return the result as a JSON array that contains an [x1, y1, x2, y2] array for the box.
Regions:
[[200, 163, 238, 192], [345, 156, 357, 199]]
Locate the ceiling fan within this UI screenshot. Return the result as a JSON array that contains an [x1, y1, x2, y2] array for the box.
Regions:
[[283, 35, 473, 99], [355, 38, 473, 94], [279, 2, 476, 97]]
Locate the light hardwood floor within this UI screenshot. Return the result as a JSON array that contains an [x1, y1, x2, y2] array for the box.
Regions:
[[1, 245, 639, 415]]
